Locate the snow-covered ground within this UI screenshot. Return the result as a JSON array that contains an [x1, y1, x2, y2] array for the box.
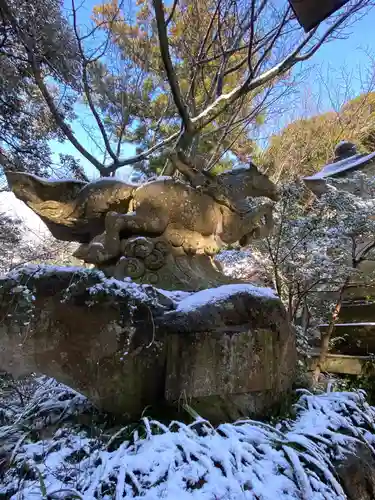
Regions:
[[176, 283, 276, 312], [0, 376, 374, 499]]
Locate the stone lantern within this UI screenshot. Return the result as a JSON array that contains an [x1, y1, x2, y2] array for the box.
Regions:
[[304, 143, 375, 375], [303, 141, 375, 196]]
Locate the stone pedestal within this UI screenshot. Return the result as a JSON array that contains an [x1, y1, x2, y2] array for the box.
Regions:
[[165, 327, 292, 422], [0, 266, 296, 422]]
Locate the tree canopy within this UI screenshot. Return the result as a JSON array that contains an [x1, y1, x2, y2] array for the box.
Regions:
[[0, 0, 373, 181], [90, 0, 276, 175], [0, 0, 88, 184]]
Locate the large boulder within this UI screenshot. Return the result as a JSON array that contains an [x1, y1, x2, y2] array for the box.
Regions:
[[0, 265, 296, 422]]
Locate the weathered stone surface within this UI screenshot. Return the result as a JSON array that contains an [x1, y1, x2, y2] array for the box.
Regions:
[[316, 323, 375, 356], [165, 327, 294, 423], [6, 163, 279, 245], [339, 301, 375, 323], [308, 351, 370, 375], [0, 266, 296, 422], [336, 442, 375, 500], [5, 159, 279, 291], [0, 267, 168, 419], [160, 285, 288, 333], [159, 285, 295, 422]]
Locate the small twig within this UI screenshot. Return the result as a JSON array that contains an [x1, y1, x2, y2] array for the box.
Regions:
[[165, 0, 178, 26]]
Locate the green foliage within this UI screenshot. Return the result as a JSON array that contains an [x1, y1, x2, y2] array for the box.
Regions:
[[90, 0, 267, 176], [0, 0, 86, 182], [0, 283, 36, 326], [332, 369, 375, 405]]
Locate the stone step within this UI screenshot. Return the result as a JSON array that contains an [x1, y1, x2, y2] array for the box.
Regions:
[[339, 302, 375, 323], [313, 323, 375, 356], [342, 285, 375, 300], [320, 285, 375, 303], [308, 350, 374, 375]]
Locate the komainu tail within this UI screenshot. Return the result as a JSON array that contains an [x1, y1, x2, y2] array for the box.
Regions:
[[5, 172, 135, 243], [5, 171, 87, 206]]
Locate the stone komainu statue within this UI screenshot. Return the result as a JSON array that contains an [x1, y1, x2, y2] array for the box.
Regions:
[[6, 161, 279, 290]]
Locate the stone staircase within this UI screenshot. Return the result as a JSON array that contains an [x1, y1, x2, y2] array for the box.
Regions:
[[309, 285, 375, 375]]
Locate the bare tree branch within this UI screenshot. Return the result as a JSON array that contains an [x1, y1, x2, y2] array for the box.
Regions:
[[152, 0, 193, 133], [294, 1, 371, 63], [105, 131, 180, 173], [71, 0, 118, 164], [2, 0, 372, 181], [252, 7, 292, 76], [165, 0, 179, 26], [191, 29, 318, 133], [247, 0, 256, 78]]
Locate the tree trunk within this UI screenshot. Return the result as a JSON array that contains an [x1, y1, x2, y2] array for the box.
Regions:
[[313, 277, 350, 383], [273, 265, 283, 299]]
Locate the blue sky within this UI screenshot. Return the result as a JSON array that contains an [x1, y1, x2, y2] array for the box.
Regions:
[[50, 1, 375, 179], [313, 8, 374, 82], [51, 0, 136, 179], [298, 6, 375, 109]]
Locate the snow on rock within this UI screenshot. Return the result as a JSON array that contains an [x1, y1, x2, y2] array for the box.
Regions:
[[2, 264, 159, 305], [1, 377, 375, 499], [176, 283, 277, 313], [2, 263, 276, 312], [155, 288, 193, 302], [87, 276, 152, 303], [4, 263, 87, 281]]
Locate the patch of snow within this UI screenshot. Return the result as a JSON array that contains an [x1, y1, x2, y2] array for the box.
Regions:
[[1, 382, 375, 499], [155, 288, 193, 302], [151, 175, 173, 182], [88, 276, 152, 303], [3, 264, 156, 304], [8, 171, 85, 185], [45, 176, 85, 184], [44, 175, 133, 186], [4, 263, 88, 282], [88, 176, 133, 186], [222, 163, 255, 174], [176, 283, 277, 313]]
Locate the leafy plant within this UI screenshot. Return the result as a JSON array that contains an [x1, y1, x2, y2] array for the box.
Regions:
[[1, 374, 375, 499]]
